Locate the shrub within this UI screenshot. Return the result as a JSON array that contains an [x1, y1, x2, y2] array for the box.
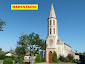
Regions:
[[59, 55, 65, 62], [67, 53, 74, 62], [41, 58, 46, 62], [52, 51, 58, 62], [6, 56, 15, 60], [35, 53, 41, 62], [3, 58, 13, 64], [0, 54, 15, 60], [0, 54, 6, 60], [72, 59, 76, 63], [65, 57, 69, 62]]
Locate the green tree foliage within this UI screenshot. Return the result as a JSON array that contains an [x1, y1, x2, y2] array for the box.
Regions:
[[35, 53, 41, 62], [0, 48, 6, 54], [28, 32, 46, 63], [79, 52, 85, 55], [75, 50, 77, 53], [15, 32, 46, 64], [0, 54, 6, 60], [52, 51, 58, 62], [6, 56, 15, 60], [83, 52, 85, 55], [0, 19, 6, 31], [28, 32, 46, 54], [79, 52, 83, 55], [15, 33, 28, 64], [0, 48, 7, 60], [0, 48, 15, 60], [0, 48, 2, 53], [0, 54, 15, 60], [3, 58, 13, 64]]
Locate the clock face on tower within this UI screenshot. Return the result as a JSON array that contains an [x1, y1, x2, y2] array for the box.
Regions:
[[49, 39, 53, 46]]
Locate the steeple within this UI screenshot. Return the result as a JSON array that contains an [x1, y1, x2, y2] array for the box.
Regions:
[[49, 4, 56, 18]]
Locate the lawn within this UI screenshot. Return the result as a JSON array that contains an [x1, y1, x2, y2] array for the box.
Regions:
[[35, 62, 77, 64], [0, 60, 3, 63], [55, 62, 76, 64]]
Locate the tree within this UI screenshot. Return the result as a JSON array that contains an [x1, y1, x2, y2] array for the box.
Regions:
[[28, 32, 46, 54], [15, 32, 46, 64], [28, 32, 46, 63], [52, 51, 58, 62], [3, 58, 13, 64], [0, 19, 6, 31], [0, 48, 2, 53], [15, 33, 28, 64], [83, 52, 85, 55], [0, 54, 6, 60], [79, 52, 83, 55], [35, 53, 41, 63], [75, 50, 77, 53]]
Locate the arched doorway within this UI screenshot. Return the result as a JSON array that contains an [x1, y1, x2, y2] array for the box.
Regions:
[[49, 51, 52, 62]]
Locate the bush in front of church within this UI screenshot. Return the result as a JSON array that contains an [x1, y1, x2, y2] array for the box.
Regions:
[[35, 53, 41, 63], [59, 55, 66, 62], [52, 51, 58, 62], [72, 59, 76, 63], [65, 57, 69, 62], [67, 53, 74, 62], [41, 58, 46, 62]]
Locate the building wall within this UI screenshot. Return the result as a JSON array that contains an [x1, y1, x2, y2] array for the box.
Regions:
[[56, 44, 63, 58], [64, 44, 71, 51]]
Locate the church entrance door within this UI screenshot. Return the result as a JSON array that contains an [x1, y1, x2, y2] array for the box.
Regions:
[[49, 51, 52, 62]]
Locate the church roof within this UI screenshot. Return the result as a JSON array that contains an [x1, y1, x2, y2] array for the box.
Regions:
[[49, 4, 56, 18], [57, 37, 71, 48], [64, 43, 71, 48]]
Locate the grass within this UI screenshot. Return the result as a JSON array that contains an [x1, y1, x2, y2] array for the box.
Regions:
[[0, 60, 3, 63], [35, 62, 77, 64], [54, 62, 76, 64]]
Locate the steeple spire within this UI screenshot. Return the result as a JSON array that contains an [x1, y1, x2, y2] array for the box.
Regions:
[[49, 3, 56, 18]]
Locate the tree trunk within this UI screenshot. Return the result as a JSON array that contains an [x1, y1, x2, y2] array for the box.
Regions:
[[30, 53, 34, 64]]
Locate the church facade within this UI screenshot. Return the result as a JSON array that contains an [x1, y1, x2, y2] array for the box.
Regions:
[[46, 4, 79, 62]]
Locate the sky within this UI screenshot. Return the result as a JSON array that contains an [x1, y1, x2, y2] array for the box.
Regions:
[[0, 0, 85, 53]]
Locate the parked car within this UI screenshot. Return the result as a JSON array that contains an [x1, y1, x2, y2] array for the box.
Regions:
[[77, 55, 85, 64]]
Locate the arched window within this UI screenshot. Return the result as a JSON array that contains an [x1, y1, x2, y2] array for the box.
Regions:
[[50, 28, 51, 34], [53, 28, 55, 34], [53, 20, 55, 25], [50, 20, 51, 26]]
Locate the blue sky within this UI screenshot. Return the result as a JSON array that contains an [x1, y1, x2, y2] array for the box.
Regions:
[[0, 0, 85, 53]]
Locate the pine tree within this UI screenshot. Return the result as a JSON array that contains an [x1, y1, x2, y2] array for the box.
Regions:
[[52, 51, 58, 62], [35, 53, 41, 62]]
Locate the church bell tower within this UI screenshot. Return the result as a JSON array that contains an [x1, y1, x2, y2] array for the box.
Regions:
[[46, 4, 58, 62], [48, 4, 58, 37]]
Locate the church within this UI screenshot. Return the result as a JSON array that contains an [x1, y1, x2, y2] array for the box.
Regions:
[[46, 4, 79, 62]]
